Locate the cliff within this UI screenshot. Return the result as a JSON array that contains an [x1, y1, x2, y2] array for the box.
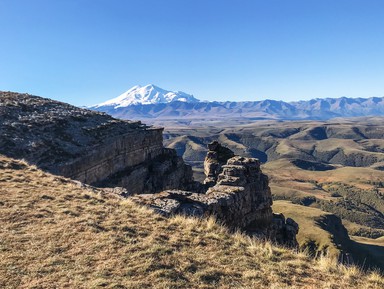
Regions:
[[0, 92, 297, 246], [0, 91, 194, 194]]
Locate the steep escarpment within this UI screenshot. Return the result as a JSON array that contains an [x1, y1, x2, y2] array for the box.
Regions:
[[273, 200, 384, 270], [0, 91, 193, 194]]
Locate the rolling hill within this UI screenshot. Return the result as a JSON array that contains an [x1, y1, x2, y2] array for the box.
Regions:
[[162, 118, 384, 269]]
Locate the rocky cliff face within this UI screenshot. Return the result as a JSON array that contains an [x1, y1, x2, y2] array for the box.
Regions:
[[0, 91, 194, 194], [133, 144, 299, 247]]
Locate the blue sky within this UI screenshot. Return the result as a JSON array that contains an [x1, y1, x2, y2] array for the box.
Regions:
[[0, 0, 383, 106]]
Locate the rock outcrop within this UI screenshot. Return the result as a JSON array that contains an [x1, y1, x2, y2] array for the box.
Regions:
[[0, 91, 194, 194], [204, 141, 235, 186], [133, 152, 299, 247]]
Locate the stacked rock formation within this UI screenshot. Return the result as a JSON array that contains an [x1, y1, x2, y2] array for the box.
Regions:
[[204, 141, 235, 186], [132, 144, 299, 247], [0, 91, 194, 194], [205, 156, 273, 228]]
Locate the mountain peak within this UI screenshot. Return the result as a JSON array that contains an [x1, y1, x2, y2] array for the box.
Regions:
[[94, 84, 200, 108]]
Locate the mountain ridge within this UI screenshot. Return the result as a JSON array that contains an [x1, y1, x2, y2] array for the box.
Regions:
[[91, 85, 384, 121]]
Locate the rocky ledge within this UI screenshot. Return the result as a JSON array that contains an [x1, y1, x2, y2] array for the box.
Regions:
[[133, 144, 299, 247]]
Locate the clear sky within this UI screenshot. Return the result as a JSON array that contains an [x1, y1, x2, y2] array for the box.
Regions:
[[1, 0, 383, 106]]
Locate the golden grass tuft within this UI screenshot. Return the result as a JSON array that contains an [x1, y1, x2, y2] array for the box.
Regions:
[[1, 155, 383, 288]]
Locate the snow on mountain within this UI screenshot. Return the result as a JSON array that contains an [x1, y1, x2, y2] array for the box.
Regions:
[[94, 84, 199, 108], [91, 85, 384, 121]]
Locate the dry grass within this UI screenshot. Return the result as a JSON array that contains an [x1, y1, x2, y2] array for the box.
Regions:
[[272, 201, 342, 258], [1, 155, 383, 288], [273, 201, 384, 271]]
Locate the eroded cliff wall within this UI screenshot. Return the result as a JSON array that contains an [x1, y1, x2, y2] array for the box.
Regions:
[[0, 91, 194, 193], [56, 128, 164, 184]]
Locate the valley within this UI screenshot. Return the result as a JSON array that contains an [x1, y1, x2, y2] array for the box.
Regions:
[[161, 117, 384, 269]]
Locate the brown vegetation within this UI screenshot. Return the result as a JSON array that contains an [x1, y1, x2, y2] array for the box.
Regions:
[[1, 155, 383, 288]]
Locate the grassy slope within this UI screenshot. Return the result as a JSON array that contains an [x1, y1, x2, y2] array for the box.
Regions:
[[273, 201, 384, 271], [1, 155, 383, 289], [263, 159, 384, 190], [272, 201, 342, 258], [263, 159, 384, 230]]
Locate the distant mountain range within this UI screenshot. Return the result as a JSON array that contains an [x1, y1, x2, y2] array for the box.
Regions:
[[91, 85, 384, 120], [93, 84, 199, 108]]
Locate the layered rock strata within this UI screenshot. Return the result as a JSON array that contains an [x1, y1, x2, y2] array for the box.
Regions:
[[96, 148, 195, 195], [132, 155, 299, 246], [0, 91, 194, 193], [204, 141, 235, 186]]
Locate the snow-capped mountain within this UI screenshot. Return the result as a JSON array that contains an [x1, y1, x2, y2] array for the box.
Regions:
[[92, 95, 384, 121], [93, 84, 199, 108], [91, 85, 384, 121]]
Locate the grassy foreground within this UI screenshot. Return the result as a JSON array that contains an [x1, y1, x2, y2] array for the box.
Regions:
[[0, 156, 383, 288]]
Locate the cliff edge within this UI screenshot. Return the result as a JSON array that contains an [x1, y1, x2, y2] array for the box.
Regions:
[[0, 91, 194, 194]]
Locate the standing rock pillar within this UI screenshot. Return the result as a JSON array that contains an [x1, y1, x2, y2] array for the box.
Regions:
[[204, 141, 235, 186]]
